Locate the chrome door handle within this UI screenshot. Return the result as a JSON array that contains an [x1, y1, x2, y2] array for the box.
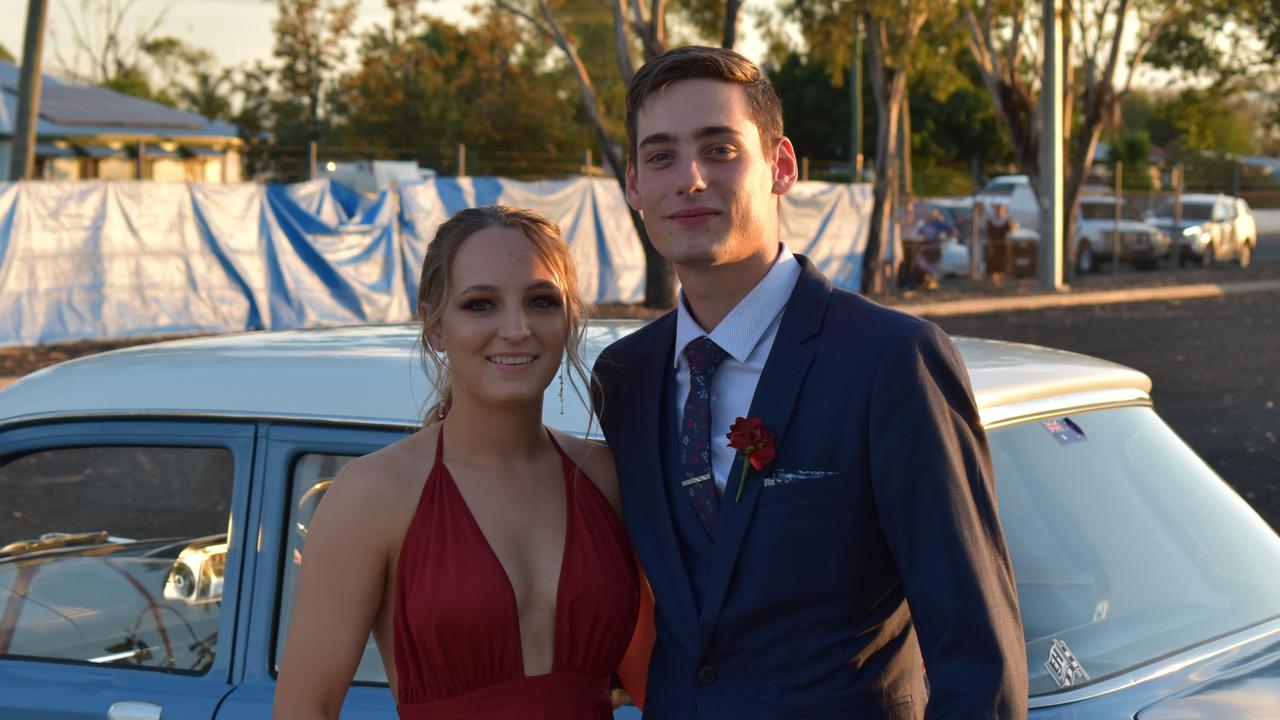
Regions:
[[107, 701, 162, 720]]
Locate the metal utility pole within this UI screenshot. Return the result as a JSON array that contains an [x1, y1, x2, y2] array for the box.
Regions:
[[1039, 0, 1065, 289], [9, 0, 50, 181]]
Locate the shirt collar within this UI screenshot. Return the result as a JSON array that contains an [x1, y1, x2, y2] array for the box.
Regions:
[[673, 244, 801, 368]]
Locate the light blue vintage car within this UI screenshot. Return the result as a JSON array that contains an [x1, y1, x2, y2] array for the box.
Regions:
[[1, 322, 1278, 719]]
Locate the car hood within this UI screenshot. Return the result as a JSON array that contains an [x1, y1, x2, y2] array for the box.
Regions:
[[1030, 619, 1280, 719], [1077, 218, 1159, 234], [1148, 218, 1206, 232], [1136, 630, 1280, 719]]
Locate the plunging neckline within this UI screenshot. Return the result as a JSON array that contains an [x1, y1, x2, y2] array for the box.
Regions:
[[437, 426, 573, 679]]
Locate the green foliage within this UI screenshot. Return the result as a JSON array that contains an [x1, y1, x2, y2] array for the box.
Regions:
[[1113, 130, 1153, 190], [1146, 0, 1280, 72], [911, 160, 977, 197], [325, 10, 595, 175], [1144, 89, 1258, 158], [769, 44, 1010, 193], [907, 52, 1011, 177], [175, 69, 234, 122], [0, 43, 13, 63], [769, 54, 855, 161], [272, 0, 359, 141], [547, 0, 628, 139], [98, 66, 176, 107], [1113, 130, 1152, 167]]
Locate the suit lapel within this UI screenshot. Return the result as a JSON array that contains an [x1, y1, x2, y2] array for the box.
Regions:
[[696, 257, 832, 649], [620, 312, 702, 658]]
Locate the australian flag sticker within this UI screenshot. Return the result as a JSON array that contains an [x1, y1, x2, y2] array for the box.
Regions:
[[1042, 417, 1087, 445]]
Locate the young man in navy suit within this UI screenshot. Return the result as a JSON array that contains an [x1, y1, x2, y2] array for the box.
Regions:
[[593, 46, 1028, 718]]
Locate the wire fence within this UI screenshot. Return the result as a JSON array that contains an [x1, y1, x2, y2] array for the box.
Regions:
[[241, 143, 606, 183]]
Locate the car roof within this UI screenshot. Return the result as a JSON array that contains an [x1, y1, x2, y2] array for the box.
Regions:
[[0, 321, 1152, 433]]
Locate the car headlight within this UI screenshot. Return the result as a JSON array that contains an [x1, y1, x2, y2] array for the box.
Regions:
[[163, 539, 227, 605]]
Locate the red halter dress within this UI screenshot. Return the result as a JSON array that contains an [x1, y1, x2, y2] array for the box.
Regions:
[[393, 430, 639, 719]]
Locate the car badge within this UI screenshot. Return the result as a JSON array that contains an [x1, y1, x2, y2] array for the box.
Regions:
[[1042, 417, 1087, 445], [1045, 638, 1091, 689]]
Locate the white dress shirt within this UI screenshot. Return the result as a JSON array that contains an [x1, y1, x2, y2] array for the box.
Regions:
[[673, 245, 802, 493]]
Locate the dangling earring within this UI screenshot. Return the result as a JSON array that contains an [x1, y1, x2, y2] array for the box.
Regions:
[[558, 364, 565, 415]]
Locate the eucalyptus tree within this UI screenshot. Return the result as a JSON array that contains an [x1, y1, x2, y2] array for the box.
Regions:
[[789, 0, 955, 293], [960, 0, 1220, 276], [272, 0, 359, 144]]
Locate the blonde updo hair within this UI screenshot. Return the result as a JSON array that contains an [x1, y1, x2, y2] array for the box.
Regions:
[[417, 205, 590, 423]]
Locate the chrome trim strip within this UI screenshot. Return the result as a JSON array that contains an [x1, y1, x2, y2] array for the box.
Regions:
[[0, 408, 421, 431], [0, 409, 606, 441], [1027, 616, 1280, 708]]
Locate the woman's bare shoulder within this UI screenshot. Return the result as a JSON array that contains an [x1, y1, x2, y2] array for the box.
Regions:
[[321, 426, 439, 531], [551, 431, 621, 514]]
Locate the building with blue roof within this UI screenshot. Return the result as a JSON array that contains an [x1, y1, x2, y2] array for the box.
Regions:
[[1, 60, 242, 181]]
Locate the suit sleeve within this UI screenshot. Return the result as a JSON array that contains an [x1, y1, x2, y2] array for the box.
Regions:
[[868, 320, 1028, 718]]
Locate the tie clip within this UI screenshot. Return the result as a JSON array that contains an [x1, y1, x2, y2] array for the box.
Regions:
[[682, 473, 712, 487]]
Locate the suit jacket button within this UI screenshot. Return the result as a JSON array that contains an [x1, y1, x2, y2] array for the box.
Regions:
[[697, 665, 717, 684]]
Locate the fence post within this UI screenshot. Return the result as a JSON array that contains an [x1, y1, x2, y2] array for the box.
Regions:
[[801, 157, 810, 182], [583, 148, 592, 176], [1113, 160, 1123, 275], [307, 141, 318, 180], [970, 196, 982, 281], [456, 143, 467, 177], [1174, 164, 1184, 267]]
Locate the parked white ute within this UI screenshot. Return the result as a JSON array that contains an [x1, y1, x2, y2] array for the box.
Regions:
[[1072, 196, 1171, 274]]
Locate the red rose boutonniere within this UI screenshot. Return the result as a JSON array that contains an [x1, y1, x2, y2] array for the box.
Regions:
[[726, 416, 776, 502]]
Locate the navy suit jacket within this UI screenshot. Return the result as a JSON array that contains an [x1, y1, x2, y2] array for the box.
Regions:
[[593, 257, 1027, 719]]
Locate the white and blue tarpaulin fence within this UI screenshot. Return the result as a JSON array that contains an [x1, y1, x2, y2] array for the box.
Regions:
[[0, 177, 871, 346]]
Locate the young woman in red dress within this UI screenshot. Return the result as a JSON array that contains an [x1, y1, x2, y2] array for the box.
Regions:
[[275, 206, 651, 719]]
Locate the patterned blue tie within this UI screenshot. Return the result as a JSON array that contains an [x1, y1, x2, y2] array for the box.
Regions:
[[681, 336, 728, 536]]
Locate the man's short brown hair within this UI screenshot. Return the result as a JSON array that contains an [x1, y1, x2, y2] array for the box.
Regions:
[[626, 45, 784, 164]]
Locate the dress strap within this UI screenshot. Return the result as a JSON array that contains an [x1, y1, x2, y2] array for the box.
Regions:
[[434, 423, 446, 465], [544, 428, 571, 463]]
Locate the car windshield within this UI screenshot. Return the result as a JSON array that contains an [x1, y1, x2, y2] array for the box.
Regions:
[[982, 182, 1016, 196], [989, 406, 1280, 696], [1153, 200, 1213, 221], [1079, 200, 1141, 221]]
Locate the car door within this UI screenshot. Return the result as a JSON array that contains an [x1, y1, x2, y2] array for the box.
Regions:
[[1236, 199, 1256, 246], [1211, 200, 1233, 255], [214, 423, 406, 719], [213, 422, 645, 719], [0, 419, 255, 720], [1221, 199, 1240, 257]]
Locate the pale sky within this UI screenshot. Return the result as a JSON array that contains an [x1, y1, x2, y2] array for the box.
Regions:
[[0, 0, 451, 75], [1, 0, 770, 80]]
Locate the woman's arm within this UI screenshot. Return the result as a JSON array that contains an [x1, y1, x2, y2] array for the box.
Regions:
[[274, 458, 395, 719], [616, 562, 656, 710]]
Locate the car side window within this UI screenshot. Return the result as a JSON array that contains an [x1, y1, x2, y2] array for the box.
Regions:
[[0, 445, 233, 673], [274, 452, 387, 684]]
